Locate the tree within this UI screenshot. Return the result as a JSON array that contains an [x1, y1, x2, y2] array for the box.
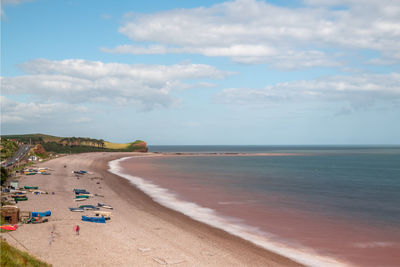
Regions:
[[1, 167, 9, 186]]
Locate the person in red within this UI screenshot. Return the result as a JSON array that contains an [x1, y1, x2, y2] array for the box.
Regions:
[[75, 225, 80, 235]]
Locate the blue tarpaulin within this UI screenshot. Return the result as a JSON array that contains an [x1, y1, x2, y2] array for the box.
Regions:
[[32, 210, 51, 217], [81, 216, 105, 223]]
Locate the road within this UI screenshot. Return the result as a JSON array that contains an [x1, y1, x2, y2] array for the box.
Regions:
[[3, 144, 31, 167]]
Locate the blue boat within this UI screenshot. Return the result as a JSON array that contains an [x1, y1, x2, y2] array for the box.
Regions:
[[32, 210, 51, 217], [81, 215, 105, 223], [73, 170, 87, 174], [73, 189, 87, 193]]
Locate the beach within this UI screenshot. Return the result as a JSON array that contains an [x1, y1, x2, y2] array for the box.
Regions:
[[1, 152, 301, 267]]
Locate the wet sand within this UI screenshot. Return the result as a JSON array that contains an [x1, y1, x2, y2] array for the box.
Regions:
[[0, 152, 301, 267]]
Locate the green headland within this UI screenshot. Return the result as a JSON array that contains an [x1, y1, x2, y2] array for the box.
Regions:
[[1, 133, 148, 154]]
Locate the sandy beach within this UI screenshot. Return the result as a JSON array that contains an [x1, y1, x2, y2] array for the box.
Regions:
[[1, 152, 301, 267]]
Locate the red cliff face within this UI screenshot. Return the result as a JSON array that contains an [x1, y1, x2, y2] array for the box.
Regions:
[[33, 144, 47, 157], [132, 141, 148, 152], [34, 144, 46, 154]]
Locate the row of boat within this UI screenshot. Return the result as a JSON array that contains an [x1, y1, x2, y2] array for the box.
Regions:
[[69, 203, 113, 212], [23, 168, 53, 175], [70, 188, 113, 223]]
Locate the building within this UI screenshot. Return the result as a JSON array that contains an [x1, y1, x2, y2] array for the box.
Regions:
[[10, 180, 19, 189], [1, 206, 20, 224]]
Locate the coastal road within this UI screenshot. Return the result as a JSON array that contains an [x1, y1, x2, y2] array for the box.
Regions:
[[3, 144, 32, 167]]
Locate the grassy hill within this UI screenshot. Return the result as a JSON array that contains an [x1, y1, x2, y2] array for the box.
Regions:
[[1, 134, 147, 154], [1, 238, 51, 266]]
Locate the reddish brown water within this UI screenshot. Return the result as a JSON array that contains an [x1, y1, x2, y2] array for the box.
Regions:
[[118, 156, 400, 267]]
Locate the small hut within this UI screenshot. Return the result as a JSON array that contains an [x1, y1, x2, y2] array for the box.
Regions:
[[10, 180, 19, 189], [1, 206, 20, 224]]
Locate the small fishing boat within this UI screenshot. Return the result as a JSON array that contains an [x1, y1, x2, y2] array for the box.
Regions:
[[75, 195, 90, 199], [11, 193, 27, 198], [75, 191, 90, 195], [79, 193, 93, 197], [31, 190, 48, 194], [0, 225, 18, 231], [73, 170, 87, 175], [95, 211, 112, 219], [81, 215, 105, 223], [69, 207, 84, 212], [79, 205, 99, 210], [13, 197, 28, 201], [32, 210, 51, 217], [98, 203, 113, 210], [74, 198, 87, 202], [24, 186, 38, 189], [74, 189, 90, 194]]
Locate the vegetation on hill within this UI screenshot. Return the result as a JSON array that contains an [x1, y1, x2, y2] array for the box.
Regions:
[[0, 139, 19, 161], [1, 238, 51, 267], [1, 134, 147, 154], [1, 167, 9, 186], [1, 134, 59, 144]]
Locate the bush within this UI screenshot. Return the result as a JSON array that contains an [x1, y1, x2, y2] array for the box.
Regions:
[[1, 167, 9, 186]]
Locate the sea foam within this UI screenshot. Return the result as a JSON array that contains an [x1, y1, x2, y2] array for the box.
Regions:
[[109, 156, 351, 267]]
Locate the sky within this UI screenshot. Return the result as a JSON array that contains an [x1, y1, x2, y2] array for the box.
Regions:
[[1, 0, 399, 145]]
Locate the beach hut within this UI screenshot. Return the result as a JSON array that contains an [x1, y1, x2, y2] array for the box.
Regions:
[[1, 206, 20, 224], [10, 181, 19, 189]]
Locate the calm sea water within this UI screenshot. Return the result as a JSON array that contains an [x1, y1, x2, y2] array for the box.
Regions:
[[111, 146, 400, 267]]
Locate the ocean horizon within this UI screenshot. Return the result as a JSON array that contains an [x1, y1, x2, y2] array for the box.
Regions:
[[149, 144, 400, 153]]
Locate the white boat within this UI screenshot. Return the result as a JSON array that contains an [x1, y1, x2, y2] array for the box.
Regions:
[[98, 203, 113, 209], [74, 198, 87, 202], [69, 207, 84, 212]]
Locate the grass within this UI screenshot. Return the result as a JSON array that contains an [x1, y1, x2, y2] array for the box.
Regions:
[[103, 141, 131, 149], [1, 215, 7, 233], [1, 239, 51, 267]]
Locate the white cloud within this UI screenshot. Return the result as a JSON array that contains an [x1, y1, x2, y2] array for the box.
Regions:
[[0, 96, 89, 124], [103, 0, 400, 68], [216, 72, 400, 109], [2, 58, 232, 111]]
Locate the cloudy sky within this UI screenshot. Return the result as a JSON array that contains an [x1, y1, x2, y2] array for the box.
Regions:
[[1, 0, 399, 144]]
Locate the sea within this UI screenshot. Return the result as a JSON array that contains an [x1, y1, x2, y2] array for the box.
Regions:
[[108, 146, 400, 267]]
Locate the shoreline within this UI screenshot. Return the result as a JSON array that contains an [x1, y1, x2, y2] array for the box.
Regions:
[[96, 153, 304, 266], [1, 152, 302, 266], [109, 156, 351, 267]]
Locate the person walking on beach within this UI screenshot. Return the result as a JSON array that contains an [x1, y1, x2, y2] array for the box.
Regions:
[[75, 225, 80, 235], [49, 231, 54, 245]]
